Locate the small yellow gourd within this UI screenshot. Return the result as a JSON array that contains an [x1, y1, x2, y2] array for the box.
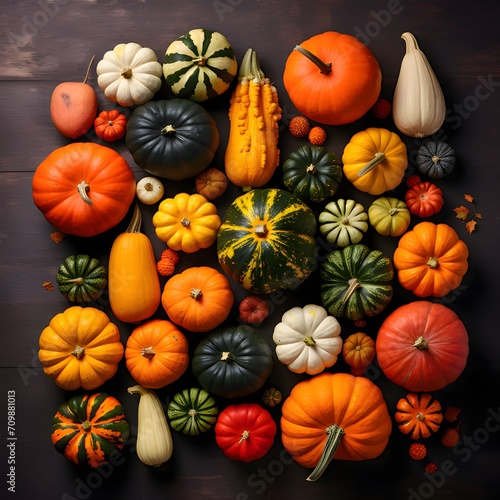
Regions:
[[224, 48, 282, 191], [108, 205, 161, 323]]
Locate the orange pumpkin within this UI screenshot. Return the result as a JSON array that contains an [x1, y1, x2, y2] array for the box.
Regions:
[[283, 31, 382, 125], [393, 221, 469, 297], [342, 332, 375, 376], [195, 168, 228, 200], [125, 319, 189, 389], [32, 143, 136, 237], [395, 393, 443, 440], [94, 109, 127, 142], [162, 266, 234, 332], [281, 372, 392, 481]]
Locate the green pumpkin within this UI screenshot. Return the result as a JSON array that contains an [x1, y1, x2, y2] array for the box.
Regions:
[[167, 387, 218, 435], [51, 393, 130, 468], [126, 99, 219, 180], [163, 28, 238, 102], [217, 188, 318, 294], [416, 141, 456, 179], [56, 254, 107, 304], [320, 244, 394, 321], [192, 326, 273, 399], [282, 145, 343, 203]]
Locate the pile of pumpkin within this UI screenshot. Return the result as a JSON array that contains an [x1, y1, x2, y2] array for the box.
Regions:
[[34, 29, 470, 480]]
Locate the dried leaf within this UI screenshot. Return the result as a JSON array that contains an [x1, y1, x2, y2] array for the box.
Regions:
[[465, 219, 477, 234], [50, 231, 65, 243], [42, 281, 54, 291], [453, 206, 469, 220], [464, 194, 474, 203], [475, 212, 483, 219], [444, 406, 462, 423]]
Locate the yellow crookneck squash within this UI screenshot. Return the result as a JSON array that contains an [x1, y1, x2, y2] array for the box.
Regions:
[[224, 48, 282, 191], [108, 205, 161, 323]]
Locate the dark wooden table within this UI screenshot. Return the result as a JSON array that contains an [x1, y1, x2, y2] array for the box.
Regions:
[[1, 1, 499, 499]]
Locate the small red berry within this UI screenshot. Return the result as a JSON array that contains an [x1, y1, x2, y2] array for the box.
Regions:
[[289, 116, 311, 138], [409, 443, 427, 461], [405, 174, 422, 188], [308, 126, 327, 146], [425, 463, 438, 474], [441, 428, 460, 448], [372, 98, 392, 119]]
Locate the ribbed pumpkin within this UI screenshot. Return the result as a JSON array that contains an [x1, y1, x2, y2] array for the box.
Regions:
[[161, 266, 234, 333], [108, 205, 161, 323], [393, 222, 469, 297], [368, 197, 411, 237], [282, 145, 343, 203], [342, 128, 407, 195], [163, 28, 237, 101], [416, 141, 456, 179], [320, 244, 394, 321], [217, 188, 317, 294], [405, 181, 444, 218], [52, 393, 130, 468], [281, 372, 392, 481], [395, 393, 443, 440], [125, 319, 189, 389], [38, 306, 124, 391], [342, 332, 376, 376]]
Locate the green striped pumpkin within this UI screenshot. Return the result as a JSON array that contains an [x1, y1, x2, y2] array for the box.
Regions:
[[163, 28, 238, 102], [51, 393, 130, 468], [320, 244, 394, 321], [217, 188, 318, 294], [167, 388, 218, 436]]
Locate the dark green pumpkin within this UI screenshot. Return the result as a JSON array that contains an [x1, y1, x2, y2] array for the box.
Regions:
[[167, 387, 218, 435], [217, 188, 318, 294], [192, 326, 273, 399], [282, 145, 343, 203], [126, 99, 219, 180], [51, 393, 130, 468], [320, 244, 394, 321], [416, 141, 456, 179], [56, 254, 107, 304]]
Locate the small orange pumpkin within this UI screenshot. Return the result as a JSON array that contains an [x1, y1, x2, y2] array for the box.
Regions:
[[342, 332, 375, 376], [162, 266, 234, 332], [94, 109, 127, 142], [195, 168, 228, 200], [395, 393, 443, 440], [125, 319, 189, 389]]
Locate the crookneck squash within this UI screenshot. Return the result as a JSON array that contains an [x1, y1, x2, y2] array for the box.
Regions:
[[52, 393, 130, 468], [217, 188, 317, 294], [224, 48, 282, 190], [281, 372, 392, 481]]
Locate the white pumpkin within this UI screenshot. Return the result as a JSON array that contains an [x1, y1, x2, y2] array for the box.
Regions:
[[96, 42, 162, 107], [272, 304, 342, 375]]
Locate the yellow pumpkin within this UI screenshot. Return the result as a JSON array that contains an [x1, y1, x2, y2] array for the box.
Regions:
[[342, 127, 407, 195], [108, 205, 161, 323], [38, 306, 124, 390], [152, 193, 221, 253]]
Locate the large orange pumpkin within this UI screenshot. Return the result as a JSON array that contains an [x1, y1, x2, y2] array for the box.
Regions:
[[32, 143, 136, 237], [125, 319, 189, 389], [393, 221, 469, 297], [283, 31, 382, 125], [281, 372, 392, 481]]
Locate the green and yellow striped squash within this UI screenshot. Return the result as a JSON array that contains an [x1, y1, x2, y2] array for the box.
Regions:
[[217, 188, 318, 294], [51, 393, 130, 468], [320, 244, 394, 321], [163, 28, 238, 102], [167, 387, 218, 436]]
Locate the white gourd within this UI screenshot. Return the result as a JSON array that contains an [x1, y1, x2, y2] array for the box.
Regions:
[[96, 43, 162, 107], [136, 176, 165, 205], [392, 32, 446, 138], [128, 385, 173, 467], [272, 304, 342, 375]]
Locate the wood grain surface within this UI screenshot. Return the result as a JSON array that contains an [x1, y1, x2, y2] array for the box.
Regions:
[[1, 1, 499, 499]]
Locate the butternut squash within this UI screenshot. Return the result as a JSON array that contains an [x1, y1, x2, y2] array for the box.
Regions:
[[224, 48, 282, 191], [108, 205, 161, 323]]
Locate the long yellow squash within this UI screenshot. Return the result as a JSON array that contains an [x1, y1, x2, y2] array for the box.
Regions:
[[108, 204, 161, 323], [224, 48, 282, 191]]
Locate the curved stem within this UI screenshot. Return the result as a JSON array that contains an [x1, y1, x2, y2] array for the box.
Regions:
[[77, 181, 93, 205], [342, 278, 361, 305], [357, 152, 386, 177], [401, 32, 420, 53], [126, 204, 142, 233], [306, 424, 345, 481], [293, 45, 332, 75], [82, 55, 95, 84]]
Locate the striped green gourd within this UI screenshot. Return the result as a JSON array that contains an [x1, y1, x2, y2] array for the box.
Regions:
[[163, 28, 238, 102], [320, 244, 394, 321], [167, 388, 218, 435], [217, 188, 318, 294]]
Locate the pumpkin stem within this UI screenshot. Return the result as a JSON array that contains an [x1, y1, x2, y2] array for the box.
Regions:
[[126, 204, 143, 234], [65, 277, 84, 285], [72, 345, 85, 359], [357, 152, 386, 177], [401, 32, 420, 54], [81, 420, 92, 432], [161, 124, 176, 136], [121, 68, 133, 79], [254, 223, 268, 238], [306, 424, 345, 481], [342, 278, 361, 305], [142, 346, 156, 359], [416, 412, 426, 421], [237, 48, 265, 82], [427, 257, 439, 269], [77, 181, 93, 205], [193, 55, 207, 67], [303, 335, 316, 346], [238, 430, 250, 443], [181, 217, 191, 227], [190, 288, 203, 300], [306, 163, 317, 175], [220, 351, 236, 363], [293, 45, 332, 75], [82, 55, 95, 84], [413, 336, 428, 350]]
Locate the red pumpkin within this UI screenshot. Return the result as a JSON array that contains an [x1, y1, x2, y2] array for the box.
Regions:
[[238, 296, 270, 325], [215, 403, 276, 462], [94, 110, 127, 142], [32, 143, 136, 237], [405, 181, 444, 217], [376, 301, 469, 392], [283, 31, 382, 125]]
